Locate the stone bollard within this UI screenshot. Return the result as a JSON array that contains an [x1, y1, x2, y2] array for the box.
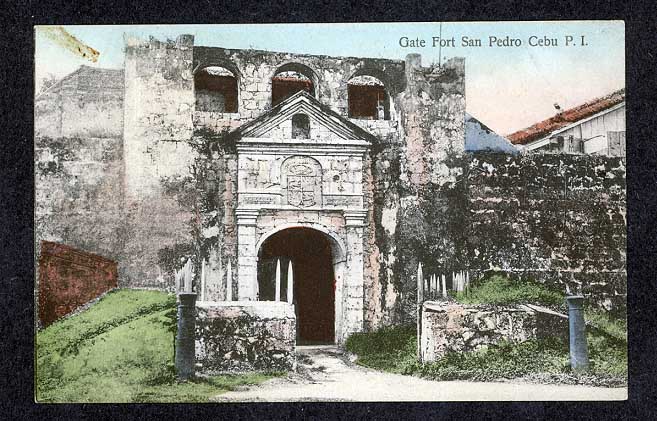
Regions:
[[175, 292, 197, 381], [566, 295, 589, 371]]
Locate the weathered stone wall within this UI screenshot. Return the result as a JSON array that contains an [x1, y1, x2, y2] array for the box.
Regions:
[[367, 56, 467, 327], [123, 35, 197, 197], [462, 153, 627, 309], [121, 35, 199, 288], [195, 301, 296, 372], [184, 140, 238, 302], [416, 153, 626, 312], [35, 135, 125, 260], [35, 65, 125, 272], [420, 301, 568, 362]]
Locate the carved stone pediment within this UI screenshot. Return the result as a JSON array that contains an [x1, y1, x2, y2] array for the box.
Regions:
[[232, 91, 375, 146]]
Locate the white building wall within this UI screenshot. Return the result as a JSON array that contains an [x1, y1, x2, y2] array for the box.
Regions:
[[554, 105, 625, 155]]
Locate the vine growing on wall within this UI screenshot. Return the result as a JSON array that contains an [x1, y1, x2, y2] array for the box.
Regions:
[[158, 128, 237, 288]]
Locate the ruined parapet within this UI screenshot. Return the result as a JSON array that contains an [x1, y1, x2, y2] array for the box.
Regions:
[[420, 301, 568, 362], [123, 34, 196, 199], [195, 301, 296, 372], [380, 53, 466, 324], [35, 66, 125, 139]]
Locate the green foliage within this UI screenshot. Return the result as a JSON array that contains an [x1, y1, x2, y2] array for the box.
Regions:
[[585, 309, 628, 377], [585, 309, 627, 342], [346, 318, 627, 385], [417, 338, 570, 382], [345, 325, 417, 371], [131, 372, 278, 403], [454, 274, 565, 308], [36, 289, 276, 403], [345, 325, 416, 356], [157, 243, 195, 274]]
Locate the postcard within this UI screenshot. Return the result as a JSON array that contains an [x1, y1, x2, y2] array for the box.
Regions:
[[34, 21, 626, 402]]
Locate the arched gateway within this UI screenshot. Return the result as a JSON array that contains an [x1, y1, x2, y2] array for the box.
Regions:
[[257, 226, 345, 344], [232, 90, 373, 344]]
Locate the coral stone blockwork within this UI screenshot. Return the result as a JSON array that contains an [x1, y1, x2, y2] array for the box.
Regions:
[[420, 301, 568, 362], [195, 301, 296, 372], [34, 32, 625, 346]]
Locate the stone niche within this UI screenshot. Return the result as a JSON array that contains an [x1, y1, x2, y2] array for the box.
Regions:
[[419, 301, 568, 362], [195, 301, 296, 372]]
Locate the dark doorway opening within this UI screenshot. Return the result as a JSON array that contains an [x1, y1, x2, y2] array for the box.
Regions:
[[258, 228, 335, 344]]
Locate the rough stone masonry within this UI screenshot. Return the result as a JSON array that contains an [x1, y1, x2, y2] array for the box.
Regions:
[[35, 33, 626, 341]]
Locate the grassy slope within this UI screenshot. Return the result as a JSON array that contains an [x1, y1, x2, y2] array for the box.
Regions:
[[36, 289, 274, 403]]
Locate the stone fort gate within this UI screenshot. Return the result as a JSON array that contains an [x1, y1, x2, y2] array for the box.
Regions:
[[35, 32, 626, 370], [234, 91, 372, 344]]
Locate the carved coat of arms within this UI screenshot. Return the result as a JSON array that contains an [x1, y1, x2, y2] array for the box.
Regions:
[[287, 162, 318, 207]]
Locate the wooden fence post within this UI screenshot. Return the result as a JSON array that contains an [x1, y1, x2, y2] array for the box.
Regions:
[[275, 259, 281, 302], [287, 260, 294, 304]]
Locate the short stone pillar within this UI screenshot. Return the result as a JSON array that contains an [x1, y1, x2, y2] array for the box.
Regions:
[[175, 292, 197, 380], [566, 295, 589, 371]]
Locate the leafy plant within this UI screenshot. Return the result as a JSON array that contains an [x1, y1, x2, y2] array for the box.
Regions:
[[345, 319, 627, 386], [453, 274, 565, 308]]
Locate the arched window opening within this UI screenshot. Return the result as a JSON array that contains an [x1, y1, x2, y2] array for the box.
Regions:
[[272, 69, 315, 106], [348, 75, 390, 120], [291, 113, 310, 139], [195, 66, 238, 113]]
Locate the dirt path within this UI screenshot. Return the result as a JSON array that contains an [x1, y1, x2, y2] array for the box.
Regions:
[[212, 346, 627, 402]]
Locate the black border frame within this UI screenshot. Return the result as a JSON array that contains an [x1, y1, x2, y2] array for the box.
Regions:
[[2, 1, 656, 418]]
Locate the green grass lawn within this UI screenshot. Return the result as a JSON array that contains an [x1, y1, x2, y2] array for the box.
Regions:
[[36, 289, 277, 403]]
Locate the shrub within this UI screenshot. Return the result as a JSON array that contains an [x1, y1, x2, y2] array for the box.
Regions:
[[454, 274, 565, 308], [346, 317, 627, 386], [345, 325, 417, 372], [418, 338, 570, 382]]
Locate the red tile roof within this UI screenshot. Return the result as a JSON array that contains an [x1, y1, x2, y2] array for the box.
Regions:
[[507, 89, 625, 145]]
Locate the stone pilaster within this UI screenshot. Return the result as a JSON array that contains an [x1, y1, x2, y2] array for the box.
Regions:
[[236, 209, 259, 300], [341, 210, 367, 342]]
